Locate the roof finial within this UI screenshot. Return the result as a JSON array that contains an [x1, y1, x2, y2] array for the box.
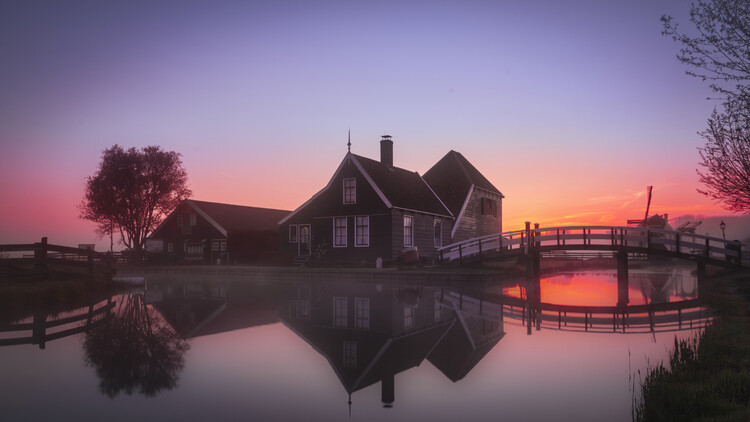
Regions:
[[347, 130, 351, 152]]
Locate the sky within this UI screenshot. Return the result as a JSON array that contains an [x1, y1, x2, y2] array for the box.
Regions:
[[0, 0, 744, 250]]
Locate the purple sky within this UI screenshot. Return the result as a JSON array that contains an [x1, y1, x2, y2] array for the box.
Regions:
[[2, 0, 743, 249]]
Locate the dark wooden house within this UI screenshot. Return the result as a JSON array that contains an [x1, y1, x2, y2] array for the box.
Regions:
[[279, 136, 454, 263], [279, 136, 503, 264], [423, 150, 504, 243], [147, 199, 290, 264]]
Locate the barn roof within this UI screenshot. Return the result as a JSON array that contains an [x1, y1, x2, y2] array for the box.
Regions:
[[188, 200, 290, 234], [151, 200, 290, 238], [423, 150, 503, 218]]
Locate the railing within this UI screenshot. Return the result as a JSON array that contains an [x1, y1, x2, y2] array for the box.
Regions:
[[445, 291, 710, 334], [0, 237, 116, 277], [438, 225, 743, 266], [0, 299, 116, 348]]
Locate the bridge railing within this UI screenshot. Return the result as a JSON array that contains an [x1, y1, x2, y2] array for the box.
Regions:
[[438, 225, 743, 265]]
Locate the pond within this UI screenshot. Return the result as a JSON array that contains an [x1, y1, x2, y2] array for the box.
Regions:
[[0, 264, 709, 421]]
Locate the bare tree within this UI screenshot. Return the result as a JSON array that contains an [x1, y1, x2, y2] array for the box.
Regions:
[[697, 101, 750, 212], [663, 1, 750, 211], [80, 145, 191, 257], [661, 0, 750, 103]]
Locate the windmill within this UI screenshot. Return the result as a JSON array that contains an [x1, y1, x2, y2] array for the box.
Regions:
[[627, 186, 653, 226]]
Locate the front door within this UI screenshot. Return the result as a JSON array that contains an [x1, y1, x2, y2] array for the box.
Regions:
[[298, 224, 311, 256]]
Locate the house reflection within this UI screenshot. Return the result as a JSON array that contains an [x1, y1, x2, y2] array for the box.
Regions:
[[279, 281, 505, 408], [145, 279, 279, 339]]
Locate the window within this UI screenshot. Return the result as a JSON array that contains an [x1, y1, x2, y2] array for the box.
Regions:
[[190, 213, 197, 226], [333, 297, 347, 328], [334, 217, 347, 247], [167, 243, 174, 253], [212, 242, 219, 252], [403, 215, 414, 247], [289, 225, 298, 243], [355, 298, 370, 329], [482, 198, 498, 216], [185, 244, 202, 255], [343, 178, 356, 204], [220, 241, 226, 252], [343, 340, 357, 368], [434, 219, 442, 248], [355, 216, 369, 247], [404, 306, 414, 328]]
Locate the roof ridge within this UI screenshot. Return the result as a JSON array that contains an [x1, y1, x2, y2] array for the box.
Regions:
[[449, 150, 473, 183], [189, 199, 289, 213]]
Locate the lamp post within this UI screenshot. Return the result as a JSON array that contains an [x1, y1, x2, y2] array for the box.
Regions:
[[720, 220, 726, 241]]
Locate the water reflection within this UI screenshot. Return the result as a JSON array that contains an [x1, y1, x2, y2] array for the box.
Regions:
[[501, 266, 711, 333], [279, 282, 463, 408], [0, 267, 713, 421], [83, 293, 189, 397]]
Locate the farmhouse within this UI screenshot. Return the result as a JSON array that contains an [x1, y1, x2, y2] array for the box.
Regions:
[[279, 136, 502, 264], [423, 150, 504, 243], [147, 199, 290, 264]]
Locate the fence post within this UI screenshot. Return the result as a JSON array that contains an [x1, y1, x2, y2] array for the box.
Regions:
[[705, 238, 710, 259], [34, 237, 48, 277], [459, 243, 463, 263], [675, 233, 680, 254]]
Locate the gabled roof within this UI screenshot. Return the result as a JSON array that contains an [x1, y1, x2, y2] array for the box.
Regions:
[[152, 199, 290, 238], [423, 150, 503, 218], [280, 153, 452, 225], [352, 154, 452, 217]]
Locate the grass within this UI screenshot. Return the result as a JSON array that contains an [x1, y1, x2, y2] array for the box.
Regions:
[[634, 268, 750, 421]]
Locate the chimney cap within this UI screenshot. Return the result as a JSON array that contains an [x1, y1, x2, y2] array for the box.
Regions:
[[381, 135, 392, 140]]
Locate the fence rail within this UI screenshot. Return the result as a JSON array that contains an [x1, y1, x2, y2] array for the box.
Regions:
[[0, 237, 117, 278], [438, 225, 743, 266]]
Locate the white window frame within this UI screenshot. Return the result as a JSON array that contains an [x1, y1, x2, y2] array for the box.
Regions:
[[333, 297, 348, 328], [343, 178, 356, 204], [167, 243, 174, 253], [333, 217, 348, 247], [220, 241, 226, 252], [355, 298, 370, 329], [434, 218, 442, 248], [289, 225, 298, 243], [212, 241, 219, 252], [355, 216, 369, 247], [403, 215, 414, 247]]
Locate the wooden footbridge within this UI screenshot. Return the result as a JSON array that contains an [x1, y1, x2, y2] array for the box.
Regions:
[[438, 225, 744, 267]]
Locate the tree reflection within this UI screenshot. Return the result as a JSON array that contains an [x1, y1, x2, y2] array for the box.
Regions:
[[83, 294, 189, 398]]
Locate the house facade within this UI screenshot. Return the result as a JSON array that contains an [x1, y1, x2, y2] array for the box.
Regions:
[[423, 150, 504, 243], [279, 136, 454, 264], [147, 199, 290, 264], [279, 136, 503, 264]]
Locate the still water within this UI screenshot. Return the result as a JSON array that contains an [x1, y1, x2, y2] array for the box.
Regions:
[[0, 265, 708, 422]]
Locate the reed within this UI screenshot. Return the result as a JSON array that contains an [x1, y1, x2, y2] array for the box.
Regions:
[[634, 270, 750, 421]]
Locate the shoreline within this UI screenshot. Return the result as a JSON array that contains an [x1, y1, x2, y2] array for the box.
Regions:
[[635, 267, 750, 421]]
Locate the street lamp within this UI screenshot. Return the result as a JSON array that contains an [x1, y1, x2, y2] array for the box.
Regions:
[[720, 220, 726, 241]]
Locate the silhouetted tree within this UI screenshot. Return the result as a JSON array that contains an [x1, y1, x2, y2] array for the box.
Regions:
[[661, 0, 750, 103], [663, 1, 750, 211], [80, 145, 191, 258], [83, 294, 190, 397], [697, 102, 750, 212]]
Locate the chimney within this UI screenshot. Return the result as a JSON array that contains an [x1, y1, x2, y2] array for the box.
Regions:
[[381, 374, 395, 408], [380, 135, 393, 168]]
